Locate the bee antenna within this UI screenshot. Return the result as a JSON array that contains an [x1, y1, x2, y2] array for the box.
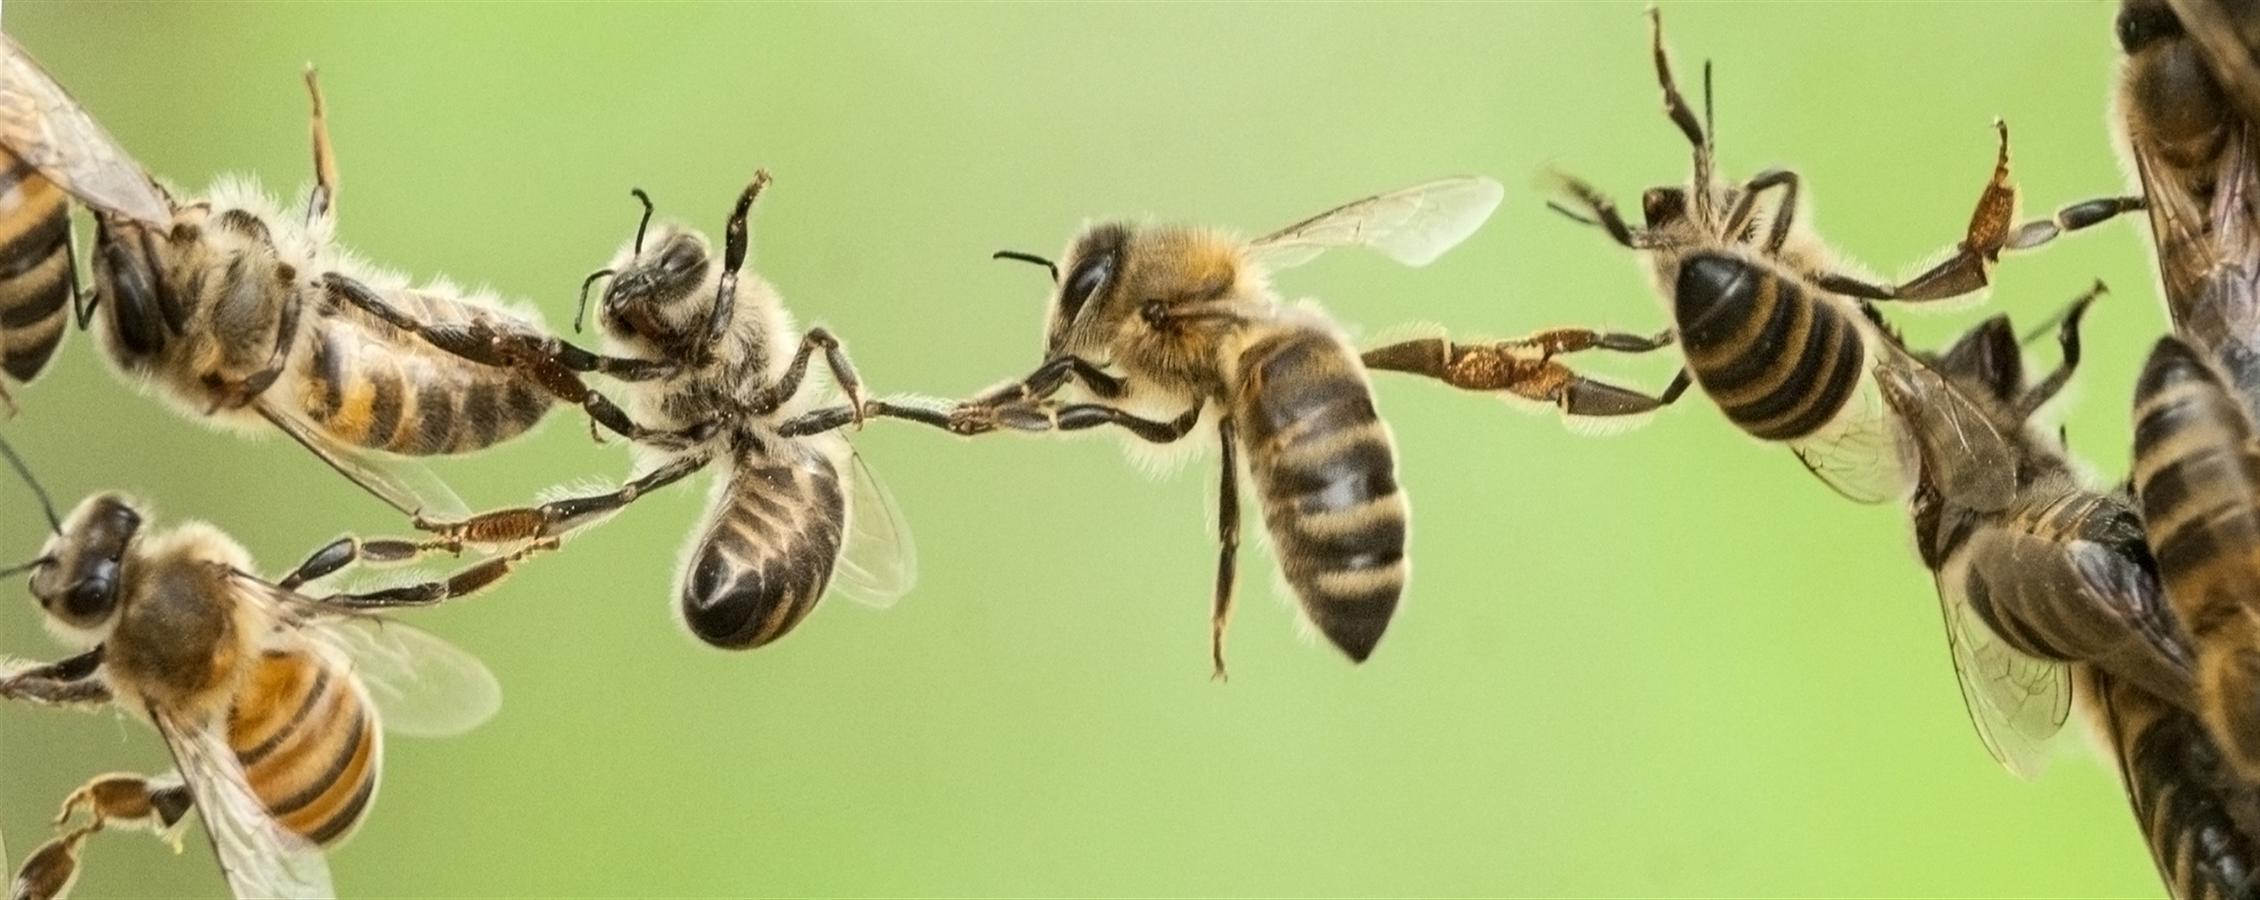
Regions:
[[0, 555, 53, 578], [574, 269, 616, 334], [629, 188, 656, 255], [1545, 200, 1600, 228], [992, 250, 1060, 283], [1702, 59, 1716, 153], [0, 435, 61, 535]]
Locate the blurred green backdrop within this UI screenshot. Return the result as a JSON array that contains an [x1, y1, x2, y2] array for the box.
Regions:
[[0, 2, 2186, 897]]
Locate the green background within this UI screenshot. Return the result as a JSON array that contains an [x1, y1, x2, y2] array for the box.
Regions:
[[0, 2, 2186, 896]]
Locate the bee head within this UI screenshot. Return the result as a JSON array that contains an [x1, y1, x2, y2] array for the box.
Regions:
[[1930, 315, 2024, 406], [2118, 0, 2225, 150], [1001, 223, 1242, 360], [594, 221, 716, 351], [27, 494, 142, 632]]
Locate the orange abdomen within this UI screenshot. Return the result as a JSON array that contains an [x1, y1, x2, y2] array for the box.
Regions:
[[225, 648, 380, 847]]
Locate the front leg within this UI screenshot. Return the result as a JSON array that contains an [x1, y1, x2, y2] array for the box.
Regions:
[[0, 648, 112, 708], [201, 281, 305, 413], [1362, 327, 1689, 418], [945, 355, 1130, 436], [749, 328, 868, 428], [416, 452, 714, 547], [963, 397, 1204, 443]]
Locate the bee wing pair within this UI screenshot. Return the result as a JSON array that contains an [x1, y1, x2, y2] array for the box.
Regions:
[[1246, 176, 1506, 272], [1930, 562, 2075, 781], [832, 448, 916, 607], [145, 573, 499, 899], [1792, 335, 2017, 510]]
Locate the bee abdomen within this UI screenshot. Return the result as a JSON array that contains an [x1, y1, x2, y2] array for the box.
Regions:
[[1236, 329, 1406, 663], [1675, 253, 1864, 443], [2133, 338, 2260, 777], [678, 451, 847, 649], [2092, 669, 2260, 900], [298, 320, 550, 455], [0, 167, 73, 384], [226, 649, 380, 848]]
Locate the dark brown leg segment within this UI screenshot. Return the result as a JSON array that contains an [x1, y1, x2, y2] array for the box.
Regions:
[[1213, 417, 1241, 682], [416, 452, 714, 546]]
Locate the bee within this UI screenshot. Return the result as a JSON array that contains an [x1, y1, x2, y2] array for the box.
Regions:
[[2114, 0, 2260, 415], [0, 33, 171, 415], [930, 176, 1503, 678], [390, 175, 923, 651], [0, 37, 688, 519], [2130, 336, 2260, 782], [1371, 8, 2132, 505], [2084, 665, 2260, 900], [0, 436, 535, 897], [1879, 288, 2196, 779]]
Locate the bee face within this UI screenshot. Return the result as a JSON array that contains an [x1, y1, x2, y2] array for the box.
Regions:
[[1042, 223, 1244, 360], [30, 493, 143, 631], [1042, 223, 1131, 356], [600, 224, 715, 348]]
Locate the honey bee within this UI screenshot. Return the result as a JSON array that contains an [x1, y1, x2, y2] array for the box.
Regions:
[[929, 176, 1503, 678], [1880, 289, 2198, 779], [0, 33, 171, 414], [391, 175, 923, 651], [0, 37, 688, 519], [2084, 665, 2260, 900], [2130, 336, 2260, 781], [2115, 0, 2260, 415], [1370, 8, 2129, 506], [0, 436, 533, 897]]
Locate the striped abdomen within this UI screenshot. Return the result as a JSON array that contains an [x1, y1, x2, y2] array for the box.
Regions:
[[678, 442, 847, 649], [2132, 337, 2260, 777], [2086, 666, 2260, 900], [1233, 325, 1406, 662], [225, 646, 379, 847], [0, 157, 74, 385], [296, 302, 553, 455], [1673, 252, 1864, 442]]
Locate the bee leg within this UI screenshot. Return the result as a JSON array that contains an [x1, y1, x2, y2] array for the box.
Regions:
[[859, 398, 956, 431], [415, 452, 714, 546], [1037, 400, 1204, 443], [55, 774, 192, 832], [693, 172, 774, 369], [2014, 281, 2104, 419], [1213, 417, 1241, 683], [277, 534, 463, 591], [2003, 195, 2145, 252], [66, 221, 98, 330], [13, 819, 100, 900], [310, 538, 562, 610], [0, 382, 16, 418], [1557, 368, 1693, 418], [750, 328, 866, 427], [303, 65, 340, 226], [0, 648, 112, 708], [1546, 177, 1644, 249], [946, 355, 1129, 436], [1719, 168, 1800, 254]]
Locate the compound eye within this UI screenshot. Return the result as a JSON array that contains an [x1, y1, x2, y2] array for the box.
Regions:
[[1059, 255, 1113, 324], [661, 241, 702, 275], [60, 563, 118, 623]]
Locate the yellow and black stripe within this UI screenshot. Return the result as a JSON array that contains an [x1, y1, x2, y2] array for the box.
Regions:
[[678, 445, 847, 649], [0, 156, 75, 386], [2131, 336, 2260, 777], [2086, 666, 2260, 900], [1234, 326, 1406, 662], [1675, 252, 1865, 443], [298, 309, 549, 456], [225, 647, 378, 847]]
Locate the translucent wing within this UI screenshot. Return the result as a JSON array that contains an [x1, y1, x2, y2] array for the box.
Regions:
[[148, 707, 334, 899], [831, 447, 915, 608], [255, 400, 470, 520], [231, 571, 500, 739], [0, 34, 169, 226], [1933, 571, 2072, 780], [1786, 380, 1910, 505], [1247, 176, 1504, 271], [1873, 342, 2015, 511]]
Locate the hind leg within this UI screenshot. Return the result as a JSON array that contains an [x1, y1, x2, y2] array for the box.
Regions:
[[1362, 328, 1686, 417]]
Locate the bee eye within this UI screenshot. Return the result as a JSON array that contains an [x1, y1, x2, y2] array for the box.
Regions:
[[661, 243, 701, 274], [1059, 255, 1113, 324], [61, 563, 117, 622]]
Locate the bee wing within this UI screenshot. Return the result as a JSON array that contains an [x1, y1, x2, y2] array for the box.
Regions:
[[1246, 176, 1504, 271], [831, 448, 916, 608], [0, 34, 169, 227], [254, 400, 470, 521], [1785, 382, 1910, 505], [1872, 342, 2015, 511], [147, 706, 335, 899], [1935, 571, 2071, 781], [230, 571, 501, 739]]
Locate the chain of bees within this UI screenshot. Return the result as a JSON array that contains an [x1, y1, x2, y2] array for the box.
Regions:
[[0, 2, 2258, 897]]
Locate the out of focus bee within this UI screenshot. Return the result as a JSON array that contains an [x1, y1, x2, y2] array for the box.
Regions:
[[2130, 336, 2260, 783], [931, 176, 1503, 678], [1883, 289, 2196, 778], [0, 36, 690, 519], [1369, 8, 2130, 507], [2084, 665, 2260, 900], [2113, 0, 2260, 415], [387, 175, 923, 651], [0, 436, 533, 897]]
